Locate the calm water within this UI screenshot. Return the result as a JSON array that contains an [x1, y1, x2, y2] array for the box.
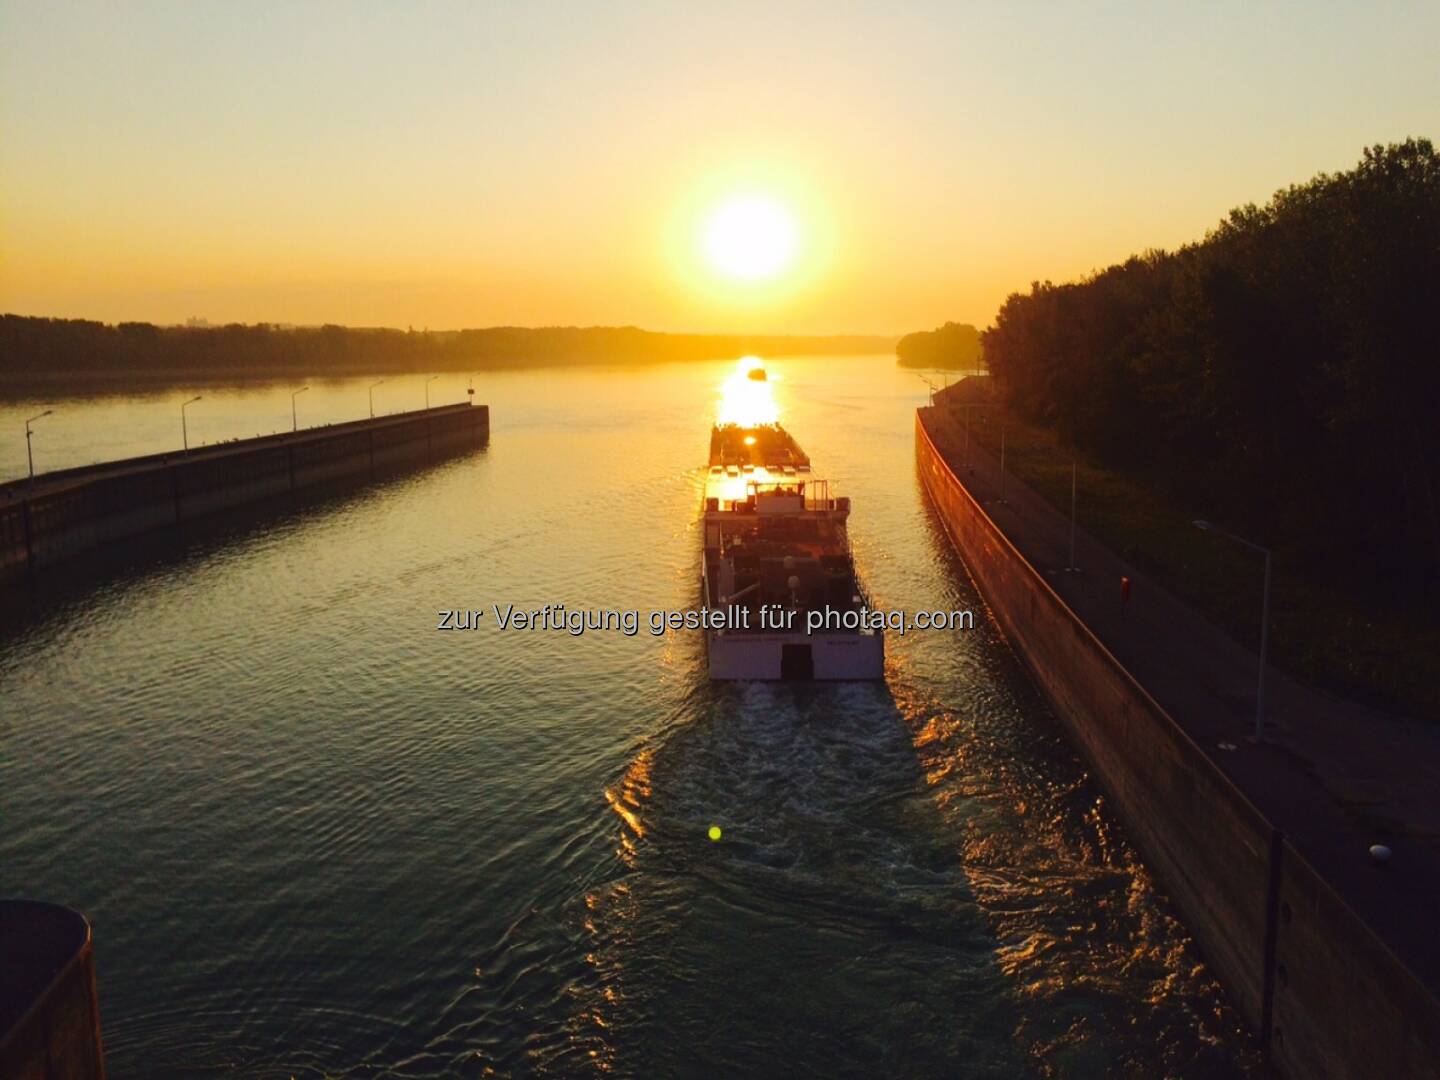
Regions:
[[0, 358, 1257, 1077]]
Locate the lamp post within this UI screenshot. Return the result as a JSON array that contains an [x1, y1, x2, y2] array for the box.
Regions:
[[369, 379, 386, 419], [961, 401, 997, 473], [425, 375, 439, 410], [1065, 461, 1078, 571], [181, 396, 202, 451], [25, 409, 53, 483], [291, 386, 309, 432], [1194, 519, 1272, 742], [998, 425, 1007, 503], [914, 373, 938, 406]]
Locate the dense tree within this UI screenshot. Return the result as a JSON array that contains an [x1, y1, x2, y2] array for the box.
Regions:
[[982, 139, 1440, 610]]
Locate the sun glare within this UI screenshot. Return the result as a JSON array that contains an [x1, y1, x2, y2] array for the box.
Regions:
[[717, 356, 779, 426], [704, 196, 799, 282]]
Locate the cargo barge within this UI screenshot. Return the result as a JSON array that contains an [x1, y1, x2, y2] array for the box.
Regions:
[[700, 415, 883, 680]]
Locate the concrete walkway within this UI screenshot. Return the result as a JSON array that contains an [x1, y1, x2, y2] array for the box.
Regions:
[[921, 406, 1440, 993]]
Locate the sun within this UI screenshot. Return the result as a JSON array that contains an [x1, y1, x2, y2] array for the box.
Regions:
[[703, 195, 799, 282]]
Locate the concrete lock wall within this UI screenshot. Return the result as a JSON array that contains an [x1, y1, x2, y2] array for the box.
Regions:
[[92, 468, 180, 543], [1270, 850, 1440, 1078], [292, 429, 373, 487], [0, 402, 488, 586], [914, 410, 1440, 1078], [0, 502, 28, 577], [29, 486, 101, 567]]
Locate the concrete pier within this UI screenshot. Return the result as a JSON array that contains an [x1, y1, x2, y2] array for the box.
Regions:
[[0, 401, 488, 585]]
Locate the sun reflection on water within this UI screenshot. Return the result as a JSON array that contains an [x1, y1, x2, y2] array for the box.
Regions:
[[716, 356, 779, 427], [605, 748, 653, 853]]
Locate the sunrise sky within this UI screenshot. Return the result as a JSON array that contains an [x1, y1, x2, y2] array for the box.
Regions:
[[2, 1, 1437, 335]]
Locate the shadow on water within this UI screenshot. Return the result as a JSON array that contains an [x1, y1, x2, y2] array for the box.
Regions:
[[586, 678, 1032, 1078], [440, 676, 1028, 1078], [432, 486, 1260, 1078], [447, 673, 1259, 1076]]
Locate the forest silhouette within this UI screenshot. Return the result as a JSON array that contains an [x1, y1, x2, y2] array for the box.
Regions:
[[981, 139, 1440, 613], [0, 320, 893, 384]]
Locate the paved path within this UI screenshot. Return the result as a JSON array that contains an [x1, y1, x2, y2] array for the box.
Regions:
[[921, 405, 1440, 992]]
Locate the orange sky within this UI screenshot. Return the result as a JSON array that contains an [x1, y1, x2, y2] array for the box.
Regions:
[[2, 2, 1437, 335]]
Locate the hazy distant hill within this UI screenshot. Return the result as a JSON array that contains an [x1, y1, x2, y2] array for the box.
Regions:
[[895, 322, 984, 369], [0, 316, 896, 383]]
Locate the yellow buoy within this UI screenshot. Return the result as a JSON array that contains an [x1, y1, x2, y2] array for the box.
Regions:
[[708, 825, 722, 842]]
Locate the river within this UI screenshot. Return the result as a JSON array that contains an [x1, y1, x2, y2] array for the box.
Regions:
[[0, 356, 1258, 1076]]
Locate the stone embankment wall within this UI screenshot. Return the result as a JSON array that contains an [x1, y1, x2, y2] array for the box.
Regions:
[[916, 409, 1440, 1079]]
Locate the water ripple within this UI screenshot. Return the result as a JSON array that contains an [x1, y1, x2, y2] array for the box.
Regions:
[[0, 360, 1258, 1077]]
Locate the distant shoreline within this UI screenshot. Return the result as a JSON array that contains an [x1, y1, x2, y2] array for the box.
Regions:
[[0, 315, 898, 394], [0, 352, 898, 398], [0, 351, 897, 382]]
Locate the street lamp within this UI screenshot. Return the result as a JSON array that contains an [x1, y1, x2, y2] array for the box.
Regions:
[[181, 396, 202, 451], [998, 424, 1007, 503], [25, 409, 53, 483], [291, 386, 309, 432], [1194, 519, 1272, 742], [1065, 461, 1079, 572], [913, 373, 938, 406], [959, 400, 997, 473], [425, 375, 439, 410], [369, 379, 387, 419]]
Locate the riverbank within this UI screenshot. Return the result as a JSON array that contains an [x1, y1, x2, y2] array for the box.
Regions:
[[917, 404, 1440, 1078]]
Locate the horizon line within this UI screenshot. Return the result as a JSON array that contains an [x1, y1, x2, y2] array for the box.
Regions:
[[1, 310, 919, 341]]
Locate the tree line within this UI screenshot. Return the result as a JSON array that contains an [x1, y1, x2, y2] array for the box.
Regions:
[[0, 319, 894, 379], [895, 321, 983, 369], [982, 139, 1440, 611]]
